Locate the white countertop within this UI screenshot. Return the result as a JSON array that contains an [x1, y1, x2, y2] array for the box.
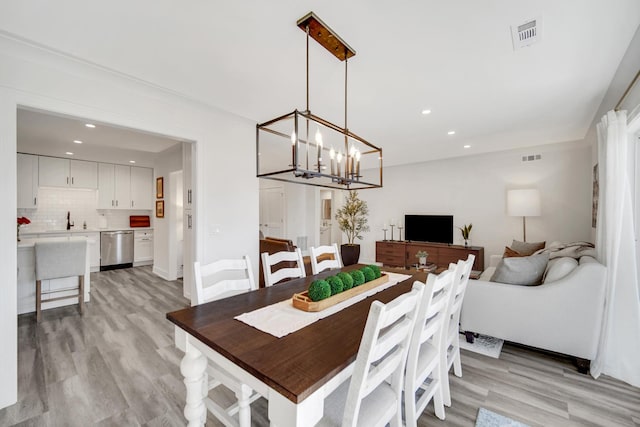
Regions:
[[17, 236, 96, 249], [20, 227, 153, 236]]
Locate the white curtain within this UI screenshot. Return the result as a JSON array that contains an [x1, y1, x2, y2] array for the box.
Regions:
[[593, 110, 640, 386]]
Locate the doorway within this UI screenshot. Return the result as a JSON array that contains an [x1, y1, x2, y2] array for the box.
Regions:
[[320, 190, 333, 245], [259, 186, 285, 239]]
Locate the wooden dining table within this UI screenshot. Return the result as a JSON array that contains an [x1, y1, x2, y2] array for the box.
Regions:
[[166, 265, 426, 427]]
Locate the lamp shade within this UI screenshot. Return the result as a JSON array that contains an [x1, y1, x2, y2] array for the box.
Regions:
[[507, 189, 541, 217]]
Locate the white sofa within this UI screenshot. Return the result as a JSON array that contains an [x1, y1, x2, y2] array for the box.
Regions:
[[460, 254, 606, 370]]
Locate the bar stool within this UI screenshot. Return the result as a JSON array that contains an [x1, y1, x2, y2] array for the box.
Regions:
[[34, 240, 87, 322]]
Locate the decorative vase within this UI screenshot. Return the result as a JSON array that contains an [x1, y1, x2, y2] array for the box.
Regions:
[[419, 256, 427, 266], [340, 244, 360, 266], [464, 239, 470, 247]]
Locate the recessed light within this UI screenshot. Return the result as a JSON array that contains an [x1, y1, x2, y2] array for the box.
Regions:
[[464, 145, 471, 149], [85, 123, 95, 128], [65, 152, 74, 156], [421, 109, 431, 115], [129, 160, 136, 164], [447, 131, 456, 135], [73, 140, 83, 144]]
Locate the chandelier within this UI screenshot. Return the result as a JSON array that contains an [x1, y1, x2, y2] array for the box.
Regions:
[[256, 12, 383, 190]]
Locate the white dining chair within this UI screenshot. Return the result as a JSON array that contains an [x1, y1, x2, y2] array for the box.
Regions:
[[261, 248, 306, 287], [441, 254, 475, 407], [319, 282, 424, 427], [193, 256, 260, 427], [404, 269, 455, 425], [309, 243, 343, 275]]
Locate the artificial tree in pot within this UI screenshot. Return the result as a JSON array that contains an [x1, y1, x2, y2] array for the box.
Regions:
[[335, 190, 370, 265]]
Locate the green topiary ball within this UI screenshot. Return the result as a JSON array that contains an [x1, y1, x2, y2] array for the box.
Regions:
[[308, 280, 331, 302], [360, 266, 375, 282], [350, 270, 365, 286], [368, 264, 382, 279], [326, 276, 344, 295], [337, 272, 354, 290]]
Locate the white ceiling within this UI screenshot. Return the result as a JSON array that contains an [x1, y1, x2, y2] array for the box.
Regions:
[[3, 1, 640, 167], [17, 108, 182, 168]]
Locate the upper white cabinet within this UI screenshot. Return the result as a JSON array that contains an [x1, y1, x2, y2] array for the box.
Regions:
[[98, 164, 152, 210], [98, 163, 131, 209], [114, 165, 131, 209], [17, 153, 39, 209], [38, 156, 97, 189], [130, 167, 153, 210], [71, 160, 98, 188]]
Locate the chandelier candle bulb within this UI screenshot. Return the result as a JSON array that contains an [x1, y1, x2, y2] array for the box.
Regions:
[[330, 147, 336, 175], [355, 150, 361, 178], [291, 131, 297, 167]]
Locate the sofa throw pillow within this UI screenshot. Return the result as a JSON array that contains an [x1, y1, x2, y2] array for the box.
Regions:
[[511, 240, 546, 256], [543, 256, 578, 283], [503, 246, 524, 258], [490, 253, 549, 286]]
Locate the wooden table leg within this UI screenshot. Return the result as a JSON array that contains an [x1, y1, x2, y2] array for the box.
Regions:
[[268, 389, 324, 427], [180, 342, 207, 427]]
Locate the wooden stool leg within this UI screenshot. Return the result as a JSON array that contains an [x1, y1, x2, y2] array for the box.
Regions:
[[78, 275, 85, 315], [36, 279, 42, 323]]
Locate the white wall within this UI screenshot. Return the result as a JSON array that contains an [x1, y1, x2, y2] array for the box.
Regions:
[[356, 141, 593, 267], [0, 34, 258, 408], [153, 144, 182, 279]]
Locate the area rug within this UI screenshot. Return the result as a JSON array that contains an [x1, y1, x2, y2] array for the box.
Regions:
[[475, 408, 530, 427], [459, 333, 504, 359]]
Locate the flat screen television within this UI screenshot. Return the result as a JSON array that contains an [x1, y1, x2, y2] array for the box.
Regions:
[[404, 214, 453, 244]]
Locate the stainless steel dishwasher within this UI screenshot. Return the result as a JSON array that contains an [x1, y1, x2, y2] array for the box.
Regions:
[[100, 230, 134, 270]]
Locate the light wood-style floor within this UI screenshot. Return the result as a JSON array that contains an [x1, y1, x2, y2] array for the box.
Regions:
[[1, 266, 638, 426]]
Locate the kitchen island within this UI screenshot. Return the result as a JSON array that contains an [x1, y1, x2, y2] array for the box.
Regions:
[[17, 237, 92, 315]]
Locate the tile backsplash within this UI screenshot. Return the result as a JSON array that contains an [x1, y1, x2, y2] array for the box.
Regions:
[[17, 187, 152, 231]]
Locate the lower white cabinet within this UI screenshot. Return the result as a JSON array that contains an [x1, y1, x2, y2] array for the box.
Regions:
[[134, 230, 154, 265]]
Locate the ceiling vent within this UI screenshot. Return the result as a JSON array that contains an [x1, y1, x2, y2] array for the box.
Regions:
[[522, 154, 542, 162], [511, 17, 542, 50]]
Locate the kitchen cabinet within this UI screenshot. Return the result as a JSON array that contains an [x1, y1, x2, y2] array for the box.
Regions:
[[98, 163, 115, 208], [98, 163, 131, 209], [17, 153, 39, 208], [134, 230, 153, 265], [182, 142, 194, 299], [38, 156, 97, 189], [130, 167, 153, 209], [183, 142, 193, 208], [99, 163, 152, 210]]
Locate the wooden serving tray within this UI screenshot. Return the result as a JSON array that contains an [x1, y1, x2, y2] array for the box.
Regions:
[[292, 274, 390, 312]]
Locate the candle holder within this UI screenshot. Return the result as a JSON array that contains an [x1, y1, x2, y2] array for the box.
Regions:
[[382, 228, 388, 241], [397, 225, 403, 242], [390, 224, 395, 241]]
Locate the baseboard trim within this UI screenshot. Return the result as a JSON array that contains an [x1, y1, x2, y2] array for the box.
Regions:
[[152, 266, 170, 280]]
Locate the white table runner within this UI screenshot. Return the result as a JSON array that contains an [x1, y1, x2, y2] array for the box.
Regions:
[[235, 272, 412, 338]]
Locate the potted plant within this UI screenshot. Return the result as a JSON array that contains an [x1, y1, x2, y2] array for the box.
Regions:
[[335, 191, 370, 266], [415, 250, 429, 266], [458, 223, 472, 247]]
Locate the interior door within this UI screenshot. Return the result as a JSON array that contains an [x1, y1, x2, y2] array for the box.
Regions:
[[260, 187, 284, 239]]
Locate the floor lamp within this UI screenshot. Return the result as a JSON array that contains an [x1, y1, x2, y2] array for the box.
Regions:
[[507, 189, 541, 242]]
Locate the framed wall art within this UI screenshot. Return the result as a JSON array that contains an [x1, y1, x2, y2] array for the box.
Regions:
[[156, 200, 165, 218], [156, 177, 164, 199]]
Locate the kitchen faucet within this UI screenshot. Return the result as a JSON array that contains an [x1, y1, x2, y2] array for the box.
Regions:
[[66, 211, 74, 230]]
